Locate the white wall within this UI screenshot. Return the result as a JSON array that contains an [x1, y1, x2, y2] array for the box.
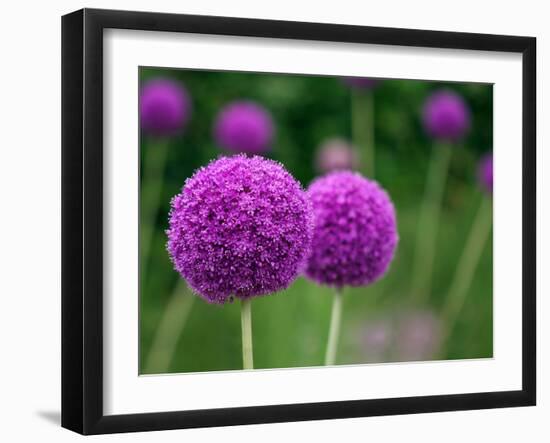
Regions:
[[0, 1, 546, 441]]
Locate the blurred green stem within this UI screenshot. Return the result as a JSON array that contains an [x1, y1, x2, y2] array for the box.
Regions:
[[440, 197, 492, 352], [241, 298, 254, 370], [144, 280, 195, 374], [352, 90, 375, 178], [325, 288, 343, 366], [411, 144, 453, 303], [141, 139, 170, 276]]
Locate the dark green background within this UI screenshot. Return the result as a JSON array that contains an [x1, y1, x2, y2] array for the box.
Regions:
[[139, 67, 493, 374]]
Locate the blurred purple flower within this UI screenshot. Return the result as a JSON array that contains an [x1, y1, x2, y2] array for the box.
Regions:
[[140, 78, 191, 137], [214, 101, 274, 154], [342, 77, 380, 89], [315, 138, 359, 173], [395, 310, 442, 361], [422, 90, 470, 142], [304, 171, 398, 288], [358, 318, 393, 362], [357, 309, 442, 362], [478, 153, 493, 194], [167, 155, 313, 304]]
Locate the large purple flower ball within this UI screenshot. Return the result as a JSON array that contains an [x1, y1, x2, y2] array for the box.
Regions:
[[305, 171, 398, 288], [140, 78, 191, 137], [214, 101, 274, 154], [478, 153, 493, 194], [422, 90, 470, 142], [315, 138, 358, 173], [167, 155, 313, 304]]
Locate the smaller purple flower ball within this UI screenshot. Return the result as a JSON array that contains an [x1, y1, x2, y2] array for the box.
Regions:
[[315, 138, 359, 173], [167, 155, 313, 304], [422, 90, 471, 142], [305, 171, 398, 288], [140, 78, 191, 137], [478, 153, 493, 194], [342, 77, 380, 89], [214, 101, 274, 155]]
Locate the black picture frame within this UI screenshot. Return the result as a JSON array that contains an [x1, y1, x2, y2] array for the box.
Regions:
[[62, 8, 536, 435]]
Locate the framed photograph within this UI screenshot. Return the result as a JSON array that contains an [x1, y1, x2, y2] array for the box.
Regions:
[[61, 8, 536, 435]]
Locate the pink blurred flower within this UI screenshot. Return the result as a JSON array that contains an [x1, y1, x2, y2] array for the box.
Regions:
[[477, 153, 493, 195], [395, 310, 442, 361], [357, 318, 393, 362], [342, 77, 380, 89], [356, 309, 442, 363], [315, 138, 358, 173]]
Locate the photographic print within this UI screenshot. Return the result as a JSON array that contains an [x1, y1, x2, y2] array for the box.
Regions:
[[138, 68, 493, 375], [62, 9, 535, 434]]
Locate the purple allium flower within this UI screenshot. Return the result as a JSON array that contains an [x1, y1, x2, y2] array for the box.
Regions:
[[304, 171, 398, 288], [478, 153, 493, 194], [214, 101, 274, 154], [167, 155, 313, 304], [140, 78, 191, 137], [395, 310, 441, 361], [342, 77, 379, 89], [315, 138, 359, 173], [422, 90, 470, 142]]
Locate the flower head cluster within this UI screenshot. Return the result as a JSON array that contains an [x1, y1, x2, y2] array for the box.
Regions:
[[315, 138, 358, 173], [422, 90, 470, 142], [167, 155, 313, 304], [304, 171, 398, 288], [478, 153, 493, 194], [342, 77, 380, 89], [140, 78, 191, 136], [214, 101, 274, 154]]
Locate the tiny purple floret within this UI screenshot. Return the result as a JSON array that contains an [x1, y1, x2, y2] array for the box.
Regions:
[[305, 171, 398, 288], [167, 155, 313, 304], [478, 153, 493, 194], [140, 78, 191, 137], [315, 138, 358, 173], [214, 101, 274, 154], [422, 90, 470, 142]]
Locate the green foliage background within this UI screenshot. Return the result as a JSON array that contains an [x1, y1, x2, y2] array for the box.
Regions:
[[139, 67, 493, 374]]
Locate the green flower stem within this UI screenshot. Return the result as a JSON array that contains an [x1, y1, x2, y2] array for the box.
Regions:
[[325, 288, 343, 366], [411, 143, 453, 303], [140, 139, 170, 276], [441, 197, 492, 351], [352, 90, 375, 178], [241, 298, 254, 370], [144, 280, 195, 374]]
